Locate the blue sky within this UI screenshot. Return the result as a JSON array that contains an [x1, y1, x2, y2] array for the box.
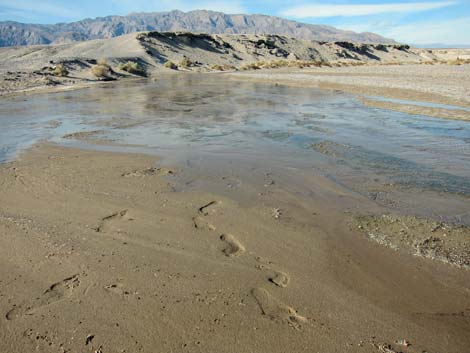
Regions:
[[0, 1, 469, 46]]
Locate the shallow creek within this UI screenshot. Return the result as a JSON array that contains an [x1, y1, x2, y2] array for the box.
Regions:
[[1, 74, 469, 222]]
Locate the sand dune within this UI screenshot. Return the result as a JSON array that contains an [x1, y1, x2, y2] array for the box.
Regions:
[[1, 31, 468, 97]]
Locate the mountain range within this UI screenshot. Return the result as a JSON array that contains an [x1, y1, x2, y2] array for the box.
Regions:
[[0, 10, 396, 47]]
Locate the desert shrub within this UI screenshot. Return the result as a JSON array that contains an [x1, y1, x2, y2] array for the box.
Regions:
[[330, 62, 343, 67], [211, 64, 224, 71], [118, 61, 147, 76], [211, 64, 237, 71], [179, 57, 193, 68], [261, 60, 289, 69], [97, 58, 109, 66], [53, 63, 68, 77], [164, 61, 178, 70], [447, 58, 470, 65], [423, 60, 438, 65], [344, 61, 366, 67], [240, 62, 262, 70], [321, 61, 332, 67], [288, 60, 324, 69], [239, 59, 338, 71], [379, 61, 403, 66], [91, 62, 112, 78]]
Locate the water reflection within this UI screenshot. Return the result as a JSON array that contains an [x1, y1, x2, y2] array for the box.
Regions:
[[0, 74, 469, 196]]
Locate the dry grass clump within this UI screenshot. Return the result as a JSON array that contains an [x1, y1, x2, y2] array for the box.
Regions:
[[447, 58, 470, 65], [91, 58, 112, 79], [91, 65, 111, 78], [294, 60, 332, 68], [53, 63, 69, 77], [179, 57, 193, 68], [211, 64, 237, 71], [263, 60, 291, 69], [376, 61, 405, 66], [164, 61, 178, 70], [381, 58, 470, 66], [422, 59, 441, 65], [240, 60, 333, 71], [240, 62, 262, 70], [342, 61, 366, 67], [328, 61, 368, 67], [118, 61, 147, 76]]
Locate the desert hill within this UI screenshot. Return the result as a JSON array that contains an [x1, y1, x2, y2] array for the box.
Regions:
[[0, 10, 395, 47], [1, 31, 468, 96]]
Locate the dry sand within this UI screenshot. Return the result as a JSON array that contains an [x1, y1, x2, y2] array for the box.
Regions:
[[229, 64, 470, 121], [0, 143, 469, 353]]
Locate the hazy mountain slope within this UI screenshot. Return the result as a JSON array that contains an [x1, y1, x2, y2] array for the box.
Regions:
[[0, 10, 396, 47]]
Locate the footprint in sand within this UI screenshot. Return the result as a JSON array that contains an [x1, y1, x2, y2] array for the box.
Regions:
[[198, 201, 220, 216], [221, 175, 242, 189], [192, 216, 216, 231], [255, 257, 290, 288], [251, 287, 307, 329], [193, 201, 220, 231], [5, 275, 80, 321], [104, 283, 135, 299], [269, 271, 290, 288], [94, 210, 133, 233], [220, 234, 245, 257]]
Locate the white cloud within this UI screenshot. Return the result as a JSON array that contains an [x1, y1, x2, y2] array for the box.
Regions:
[[281, 1, 457, 18], [385, 17, 470, 45], [338, 17, 470, 45], [0, 0, 77, 19]]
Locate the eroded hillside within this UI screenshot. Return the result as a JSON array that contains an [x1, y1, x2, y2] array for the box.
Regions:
[[0, 32, 468, 95]]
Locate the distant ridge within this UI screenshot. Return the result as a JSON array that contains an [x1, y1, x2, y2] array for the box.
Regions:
[[0, 10, 396, 47], [413, 43, 470, 49]]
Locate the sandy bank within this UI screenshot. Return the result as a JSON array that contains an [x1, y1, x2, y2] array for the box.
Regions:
[[229, 64, 470, 121], [0, 143, 469, 353]]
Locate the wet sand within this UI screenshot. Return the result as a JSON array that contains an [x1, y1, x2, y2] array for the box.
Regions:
[[359, 97, 470, 121], [0, 143, 469, 353], [1, 73, 470, 352]]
